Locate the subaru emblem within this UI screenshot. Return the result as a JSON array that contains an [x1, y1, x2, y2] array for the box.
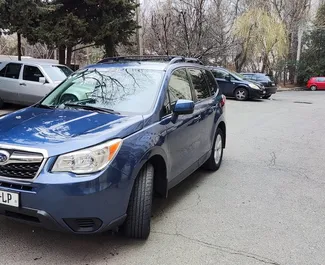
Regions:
[[0, 150, 10, 165]]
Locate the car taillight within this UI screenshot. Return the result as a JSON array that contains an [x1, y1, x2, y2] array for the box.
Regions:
[[220, 95, 226, 107]]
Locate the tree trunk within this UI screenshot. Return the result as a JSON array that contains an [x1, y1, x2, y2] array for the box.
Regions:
[[58, 45, 66, 65], [17, 33, 22, 61], [288, 30, 298, 84], [66, 46, 72, 67], [104, 37, 116, 58]]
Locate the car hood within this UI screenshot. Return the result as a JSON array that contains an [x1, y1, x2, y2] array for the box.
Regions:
[[0, 107, 144, 157]]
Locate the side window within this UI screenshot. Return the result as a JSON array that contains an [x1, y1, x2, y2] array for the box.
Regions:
[[188, 68, 211, 100], [317, 77, 325, 82], [205, 70, 219, 93], [0, 63, 22, 79], [212, 69, 228, 79], [23, 65, 44, 82], [0, 65, 7, 77], [161, 93, 171, 117], [168, 69, 192, 108]]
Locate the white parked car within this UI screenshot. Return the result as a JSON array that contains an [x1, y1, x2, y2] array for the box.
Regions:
[[0, 60, 73, 107]]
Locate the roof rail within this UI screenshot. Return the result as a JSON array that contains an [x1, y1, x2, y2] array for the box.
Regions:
[[97, 55, 204, 65]]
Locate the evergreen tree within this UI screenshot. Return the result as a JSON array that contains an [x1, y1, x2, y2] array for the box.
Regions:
[[0, 0, 48, 60], [298, 4, 325, 84]]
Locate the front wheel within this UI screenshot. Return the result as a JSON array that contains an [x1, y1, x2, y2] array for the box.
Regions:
[[234, 88, 248, 101], [203, 128, 224, 171], [310, 85, 317, 91], [124, 163, 154, 239]]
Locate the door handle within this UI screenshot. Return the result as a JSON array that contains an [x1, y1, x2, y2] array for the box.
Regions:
[[19, 83, 26, 86]]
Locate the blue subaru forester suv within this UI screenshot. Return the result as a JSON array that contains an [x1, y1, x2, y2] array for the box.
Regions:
[[0, 56, 226, 239]]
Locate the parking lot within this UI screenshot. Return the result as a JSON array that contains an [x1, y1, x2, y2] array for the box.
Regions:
[[0, 91, 324, 265]]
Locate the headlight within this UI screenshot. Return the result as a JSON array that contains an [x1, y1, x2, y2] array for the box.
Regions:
[[52, 139, 123, 174], [249, 83, 260, 90]]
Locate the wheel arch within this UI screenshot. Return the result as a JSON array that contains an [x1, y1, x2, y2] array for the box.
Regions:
[[130, 147, 169, 199], [218, 121, 226, 148]]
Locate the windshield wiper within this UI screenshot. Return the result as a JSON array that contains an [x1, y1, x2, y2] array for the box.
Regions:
[[64, 103, 120, 115], [34, 103, 57, 109]]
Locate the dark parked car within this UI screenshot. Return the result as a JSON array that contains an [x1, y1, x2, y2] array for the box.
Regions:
[[0, 56, 226, 239], [241, 73, 277, 99], [207, 66, 266, 101]]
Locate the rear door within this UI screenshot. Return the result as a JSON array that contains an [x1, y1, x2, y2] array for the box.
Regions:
[[20, 64, 53, 105], [187, 68, 216, 161], [163, 68, 202, 181], [211, 68, 234, 96], [0, 63, 23, 103]]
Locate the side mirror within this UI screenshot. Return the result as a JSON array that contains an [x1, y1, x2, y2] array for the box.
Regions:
[[225, 75, 231, 81], [39, 77, 46, 84], [173, 99, 195, 115]]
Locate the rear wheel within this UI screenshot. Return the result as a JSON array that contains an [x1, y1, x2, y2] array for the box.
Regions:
[[310, 85, 317, 91], [234, 88, 248, 101], [203, 128, 224, 171], [124, 163, 154, 239]]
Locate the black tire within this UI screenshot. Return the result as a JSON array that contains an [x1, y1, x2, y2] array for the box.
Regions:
[[124, 163, 154, 239], [203, 128, 224, 171], [234, 87, 248, 101], [263, 94, 272, 99], [310, 85, 317, 91]]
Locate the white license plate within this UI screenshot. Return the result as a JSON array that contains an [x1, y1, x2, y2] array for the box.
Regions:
[[0, 190, 19, 207]]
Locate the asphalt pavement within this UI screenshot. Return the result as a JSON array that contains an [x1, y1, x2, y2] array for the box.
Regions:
[[0, 91, 324, 265]]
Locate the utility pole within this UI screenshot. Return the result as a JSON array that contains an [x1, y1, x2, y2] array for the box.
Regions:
[[136, 0, 143, 56]]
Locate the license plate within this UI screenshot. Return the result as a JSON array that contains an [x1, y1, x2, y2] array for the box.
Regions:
[[0, 190, 19, 207]]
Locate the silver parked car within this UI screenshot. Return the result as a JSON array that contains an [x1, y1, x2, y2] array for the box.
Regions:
[[0, 60, 73, 107]]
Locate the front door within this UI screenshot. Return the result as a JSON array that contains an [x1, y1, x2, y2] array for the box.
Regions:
[[316, 77, 325, 89], [20, 65, 53, 105], [163, 68, 202, 182], [0, 63, 23, 104]]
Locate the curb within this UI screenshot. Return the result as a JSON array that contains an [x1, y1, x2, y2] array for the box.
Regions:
[[277, 88, 305, 92]]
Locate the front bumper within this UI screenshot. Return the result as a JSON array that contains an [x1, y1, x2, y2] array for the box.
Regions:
[[250, 89, 266, 99], [0, 165, 132, 234], [265, 86, 278, 95]]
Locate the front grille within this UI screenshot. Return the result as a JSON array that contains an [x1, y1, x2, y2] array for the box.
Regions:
[[0, 181, 33, 192], [5, 211, 40, 223], [0, 163, 42, 179], [0, 149, 44, 180]]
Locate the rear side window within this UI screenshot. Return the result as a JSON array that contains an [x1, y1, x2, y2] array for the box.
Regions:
[[168, 69, 192, 107], [205, 70, 219, 94], [188, 68, 211, 100], [316, 77, 325, 82], [23, 65, 44, 82], [0, 63, 22, 79]]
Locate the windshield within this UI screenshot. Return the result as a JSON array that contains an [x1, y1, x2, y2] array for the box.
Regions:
[[40, 67, 164, 115], [43, 65, 73, 81]]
